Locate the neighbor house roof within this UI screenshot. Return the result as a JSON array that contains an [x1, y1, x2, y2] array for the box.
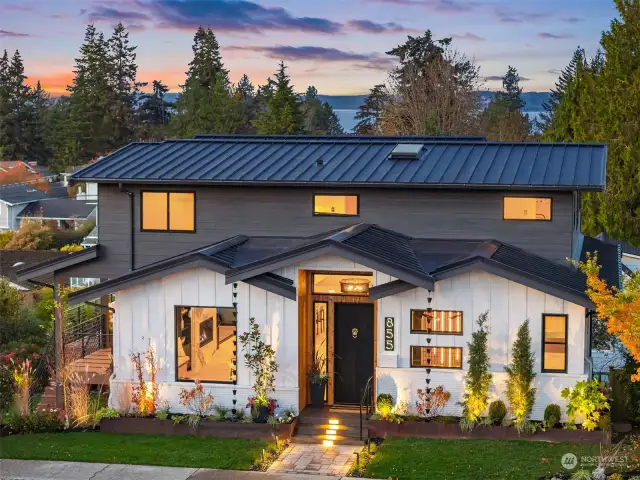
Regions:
[[17, 199, 96, 220], [71, 136, 607, 191], [22, 224, 604, 308], [596, 232, 640, 258], [0, 182, 68, 205], [0, 250, 70, 289]]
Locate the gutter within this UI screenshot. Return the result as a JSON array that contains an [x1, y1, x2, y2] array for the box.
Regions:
[[118, 183, 135, 271]]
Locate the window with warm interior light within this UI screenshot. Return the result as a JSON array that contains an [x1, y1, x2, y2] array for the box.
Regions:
[[176, 306, 236, 383], [312, 273, 373, 295], [503, 197, 551, 220], [410, 346, 462, 369], [542, 314, 567, 372], [142, 191, 195, 232], [411, 310, 463, 334], [313, 194, 359, 216]]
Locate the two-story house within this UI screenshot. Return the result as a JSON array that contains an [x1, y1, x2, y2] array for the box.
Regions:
[[18, 135, 619, 421]]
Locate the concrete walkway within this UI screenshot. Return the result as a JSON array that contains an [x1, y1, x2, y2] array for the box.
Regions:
[[0, 460, 358, 480], [268, 444, 358, 476]]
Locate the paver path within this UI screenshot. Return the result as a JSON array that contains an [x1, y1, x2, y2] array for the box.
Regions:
[[267, 443, 359, 477]]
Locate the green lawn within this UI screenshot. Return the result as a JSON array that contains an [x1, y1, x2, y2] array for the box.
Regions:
[[365, 437, 601, 480], [0, 433, 269, 470]]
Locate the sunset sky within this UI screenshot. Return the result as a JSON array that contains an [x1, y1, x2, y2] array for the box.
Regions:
[[0, 0, 615, 96]]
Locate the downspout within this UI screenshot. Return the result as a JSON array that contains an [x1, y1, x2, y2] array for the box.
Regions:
[[585, 310, 593, 379], [119, 183, 135, 271]]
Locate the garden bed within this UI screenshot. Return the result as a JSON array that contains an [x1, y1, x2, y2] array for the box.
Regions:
[[368, 420, 609, 444], [100, 416, 297, 441]]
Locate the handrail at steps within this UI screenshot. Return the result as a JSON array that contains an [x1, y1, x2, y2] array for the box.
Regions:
[[359, 375, 374, 441]]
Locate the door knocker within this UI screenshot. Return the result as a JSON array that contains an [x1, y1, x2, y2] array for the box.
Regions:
[[352, 328, 358, 338]]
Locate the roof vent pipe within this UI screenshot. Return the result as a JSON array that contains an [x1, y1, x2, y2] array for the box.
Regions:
[[316, 158, 324, 167]]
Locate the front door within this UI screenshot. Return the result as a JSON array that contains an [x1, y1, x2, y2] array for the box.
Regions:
[[333, 303, 374, 404]]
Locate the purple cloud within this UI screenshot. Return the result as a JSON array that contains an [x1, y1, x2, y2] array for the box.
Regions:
[[562, 17, 583, 23], [494, 6, 550, 23], [484, 75, 530, 81], [346, 19, 411, 33], [538, 32, 574, 39], [365, 0, 478, 13], [451, 32, 485, 41], [0, 30, 30, 37], [228, 45, 395, 71], [146, 0, 343, 33], [88, 5, 151, 22]]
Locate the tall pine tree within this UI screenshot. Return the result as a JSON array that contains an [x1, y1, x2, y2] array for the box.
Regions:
[[482, 66, 531, 141], [253, 62, 304, 135], [354, 84, 388, 135], [301, 86, 344, 134], [0, 50, 33, 161]]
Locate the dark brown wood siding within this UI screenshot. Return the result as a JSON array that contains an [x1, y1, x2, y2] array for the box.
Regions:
[[61, 183, 576, 279]]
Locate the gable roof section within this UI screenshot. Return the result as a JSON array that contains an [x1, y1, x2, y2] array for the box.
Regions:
[[581, 235, 621, 288], [17, 199, 96, 220], [595, 232, 640, 258], [1, 250, 70, 289], [0, 182, 67, 205], [71, 137, 607, 191], [15, 246, 99, 286]]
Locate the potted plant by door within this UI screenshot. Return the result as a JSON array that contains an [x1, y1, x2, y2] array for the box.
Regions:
[[308, 352, 328, 408]]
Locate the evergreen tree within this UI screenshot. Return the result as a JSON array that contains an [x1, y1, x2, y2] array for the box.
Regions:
[[482, 66, 531, 141], [235, 74, 258, 133], [46, 96, 74, 172], [253, 62, 304, 135], [139, 80, 173, 132], [539, 47, 587, 129], [171, 27, 241, 136], [25, 81, 51, 164], [107, 22, 143, 147], [462, 311, 492, 425], [0, 50, 33, 161], [354, 84, 388, 135], [301, 86, 344, 134], [504, 319, 536, 430]]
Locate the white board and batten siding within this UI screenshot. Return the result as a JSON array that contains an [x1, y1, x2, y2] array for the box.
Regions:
[[110, 253, 588, 421]]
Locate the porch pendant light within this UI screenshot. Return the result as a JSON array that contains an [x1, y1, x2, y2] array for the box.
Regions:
[[339, 278, 370, 294]]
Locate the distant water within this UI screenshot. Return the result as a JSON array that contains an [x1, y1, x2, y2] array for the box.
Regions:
[[334, 109, 544, 134]]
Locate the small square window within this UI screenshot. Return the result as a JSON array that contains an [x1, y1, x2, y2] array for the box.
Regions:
[[313, 195, 359, 216], [141, 191, 195, 232]]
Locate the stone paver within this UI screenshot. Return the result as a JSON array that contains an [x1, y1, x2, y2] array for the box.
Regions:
[[267, 443, 359, 477]]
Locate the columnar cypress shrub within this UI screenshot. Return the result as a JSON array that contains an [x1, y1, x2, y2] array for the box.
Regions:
[[462, 311, 492, 423], [504, 319, 537, 427]]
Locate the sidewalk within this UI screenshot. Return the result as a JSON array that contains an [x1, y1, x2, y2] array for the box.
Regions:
[[0, 460, 358, 480]]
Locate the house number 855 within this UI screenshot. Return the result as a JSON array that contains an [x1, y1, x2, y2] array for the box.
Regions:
[[384, 317, 395, 351]]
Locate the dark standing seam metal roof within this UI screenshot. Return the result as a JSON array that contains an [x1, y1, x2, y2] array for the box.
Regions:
[[25, 224, 611, 308], [596, 232, 640, 257], [0, 182, 68, 205], [71, 137, 607, 191], [192, 134, 487, 142], [581, 236, 621, 288], [17, 199, 96, 220]]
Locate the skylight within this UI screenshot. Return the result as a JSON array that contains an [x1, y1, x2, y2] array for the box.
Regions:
[[390, 143, 423, 160]]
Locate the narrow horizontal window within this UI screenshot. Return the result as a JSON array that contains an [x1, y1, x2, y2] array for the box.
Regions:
[[410, 346, 463, 369], [542, 314, 568, 373], [411, 309, 463, 334], [176, 306, 237, 383], [141, 191, 195, 232], [312, 273, 372, 296], [504, 197, 551, 221], [313, 194, 358, 216]]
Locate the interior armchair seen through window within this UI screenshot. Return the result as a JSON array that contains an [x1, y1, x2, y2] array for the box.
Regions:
[[176, 306, 236, 383]]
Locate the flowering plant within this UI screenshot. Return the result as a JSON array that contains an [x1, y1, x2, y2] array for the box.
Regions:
[[246, 396, 278, 414], [10, 358, 33, 415], [179, 380, 215, 417], [416, 385, 451, 418]]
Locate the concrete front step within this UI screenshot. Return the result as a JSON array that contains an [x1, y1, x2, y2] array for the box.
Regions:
[[292, 434, 365, 446], [295, 423, 367, 437]]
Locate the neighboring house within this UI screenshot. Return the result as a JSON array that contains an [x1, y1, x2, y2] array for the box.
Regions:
[[0, 182, 69, 231], [0, 161, 58, 183], [596, 232, 640, 274], [17, 198, 96, 229], [1, 250, 69, 291], [18, 135, 620, 422], [62, 166, 98, 203]]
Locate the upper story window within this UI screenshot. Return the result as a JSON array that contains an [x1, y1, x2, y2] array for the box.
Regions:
[[141, 191, 195, 232], [504, 197, 551, 221], [542, 314, 568, 373], [313, 194, 358, 216], [410, 346, 462, 369], [411, 309, 463, 334]]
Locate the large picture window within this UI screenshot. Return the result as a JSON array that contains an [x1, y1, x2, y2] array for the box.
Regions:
[[410, 310, 463, 334], [542, 314, 568, 373], [504, 197, 551, 221], [410, 346, 463, 369], [142, 191, 195, 232], [176, 306, 236, 383], [313, 194, 359, 216]]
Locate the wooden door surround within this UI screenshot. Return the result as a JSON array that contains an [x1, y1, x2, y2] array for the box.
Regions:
[[298, 270, 377, 408]]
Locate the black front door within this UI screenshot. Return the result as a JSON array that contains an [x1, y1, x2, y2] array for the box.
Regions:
[[334, 303, 374, 404]]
